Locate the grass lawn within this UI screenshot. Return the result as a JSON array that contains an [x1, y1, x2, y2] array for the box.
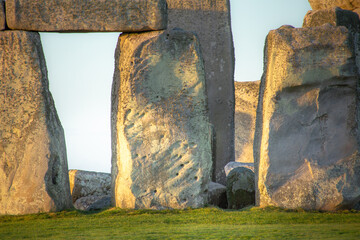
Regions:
[[1, 207, 359, 239]]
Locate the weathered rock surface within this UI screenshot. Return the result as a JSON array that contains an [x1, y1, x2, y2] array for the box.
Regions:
[[224, 161, 255, 176], [111, 29, 213, 209], [303, 7, 360, 31], [6, 0, 167, 32], [254, 24, 360, 211], [235, 81, 260, 164], [74, 196, 111, 211], [0, 31, 72, 215], [208, 182, 227, 208], [226, 167, 255, 209], [308, 0, 360, 11], [0, 1, 5, 30], [68, 170, 111, 203], [167, 0, 235, 184]]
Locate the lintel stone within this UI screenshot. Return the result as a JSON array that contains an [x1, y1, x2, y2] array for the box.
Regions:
[[6, 0, 167, 32]]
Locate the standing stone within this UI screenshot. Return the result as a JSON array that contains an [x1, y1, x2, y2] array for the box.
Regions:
[[111, 29, 212, 209], [235, 81, 260, 164], [0, 0, 5, 30], [6, 0, 167, 32], [167, 0, 235, 184], [226, 167, 255, 209], [254, 24, 360, 211], [0, 31, 72, 215], [303, 7, 360, 31]]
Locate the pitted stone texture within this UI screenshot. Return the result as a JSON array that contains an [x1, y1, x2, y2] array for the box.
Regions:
[[111, 29, 212, 209], [308, 0, 360, 10], [226, 167, 255, 209], [224, 162, 254, 176], [208, 182, 227, 208], [235, 81, 260, 164], [0, 31, 72, 215], [303, 7, 360, 31], [167, 0, 235, 184], [69, 170, 111, 203], [254, 24, 360, 211], [0, 1, 5, 30], [6, 0, 167, 32]]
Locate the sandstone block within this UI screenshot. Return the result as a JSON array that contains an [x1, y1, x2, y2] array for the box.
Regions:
[[226, 167, 255, 209], [111, 29, 213, 209], [167, 0, 235, 184], [254, 24, 360, 211], [303, 7, 360, 31], [0, 1, 5, 30], [0, 31, 72, 215], [69, 170, 111, 203], [224, 161, 254, 176], [6, 0, 167, 32], [235, 81, 260, 164], [208, 182, 227, 208], [308, 0, 360, 10]]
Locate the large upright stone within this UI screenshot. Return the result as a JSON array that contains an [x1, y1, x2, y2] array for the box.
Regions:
[[254, 24, 360, 211], [111, 29, 212, 209], [6, 0, 167, 32], [167, 0, 235, 184], [235, 81, 260, 164], [0, 31, 72, 215]]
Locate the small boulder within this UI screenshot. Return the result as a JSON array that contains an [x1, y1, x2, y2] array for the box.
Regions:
[[208, 182, 227, 209], [226, 167, 255, 209]]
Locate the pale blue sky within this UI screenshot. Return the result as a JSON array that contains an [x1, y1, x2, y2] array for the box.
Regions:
[[40, 0, 311, 173]]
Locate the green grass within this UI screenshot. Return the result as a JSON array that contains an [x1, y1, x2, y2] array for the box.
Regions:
[[1, 207, 360, 239]]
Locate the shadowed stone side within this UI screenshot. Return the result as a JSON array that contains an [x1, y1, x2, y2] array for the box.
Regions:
[[111, 29, 212, 209], [0, 1, 5, 30], [167, 0, 235, 184], [0, 31, 72, 215], [254, 24, 360, 211], [235, 81, 260, 164], [6, 0, 167, 32]]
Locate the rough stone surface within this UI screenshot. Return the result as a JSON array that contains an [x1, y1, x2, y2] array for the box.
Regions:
[[167, 0, 235, 184], [224, 161, 255, 176], [303, 7, 360, 31], [226, 167, 255, 209], [308, 0, 360, 10], [0, 31, 72, 215], [254, 24, 360, 211], [68, 170, 111, 203], [111, 29, 213, 209], [0, 1, 5, 30], [235, 81, 260, 164], [6, 0, 167, 32], [74, 196, 111, 211], [208, 182, 227, 208]]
